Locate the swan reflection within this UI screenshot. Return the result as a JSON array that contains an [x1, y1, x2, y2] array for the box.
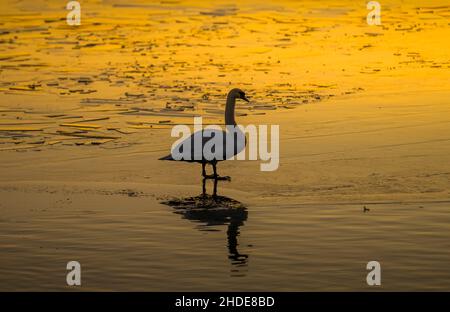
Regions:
[[161, 177, 249, 273]]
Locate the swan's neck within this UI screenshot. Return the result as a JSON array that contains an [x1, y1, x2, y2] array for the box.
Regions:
[[225, 93, 236, 126]]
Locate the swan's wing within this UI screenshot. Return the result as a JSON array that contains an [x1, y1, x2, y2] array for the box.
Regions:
[[171, 129, 245, 161]]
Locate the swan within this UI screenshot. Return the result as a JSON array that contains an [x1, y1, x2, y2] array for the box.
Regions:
[[159, 88, 249, 180]]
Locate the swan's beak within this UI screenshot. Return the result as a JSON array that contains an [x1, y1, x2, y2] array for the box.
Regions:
[[242, 96, 250, 102]]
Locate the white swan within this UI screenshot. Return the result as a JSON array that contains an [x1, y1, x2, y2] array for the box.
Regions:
[[159, 88, 249, 180]]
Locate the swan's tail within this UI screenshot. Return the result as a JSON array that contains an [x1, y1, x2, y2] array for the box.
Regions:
[[159, 154, 174, 161]]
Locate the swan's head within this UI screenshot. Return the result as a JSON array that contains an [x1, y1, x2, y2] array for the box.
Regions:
[[229, 88, 249, 102]]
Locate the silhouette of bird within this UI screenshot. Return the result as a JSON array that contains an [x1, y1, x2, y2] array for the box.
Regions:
[[159, 88, 249, 180]]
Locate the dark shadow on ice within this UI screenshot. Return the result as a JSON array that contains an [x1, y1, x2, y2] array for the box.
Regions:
[[161, 177, 249, 273]]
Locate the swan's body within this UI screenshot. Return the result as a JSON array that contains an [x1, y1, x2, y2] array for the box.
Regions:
[[159, 88, 249, 179]]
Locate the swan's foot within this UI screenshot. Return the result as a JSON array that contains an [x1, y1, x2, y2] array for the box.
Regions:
[[203, 174, 231, 181]]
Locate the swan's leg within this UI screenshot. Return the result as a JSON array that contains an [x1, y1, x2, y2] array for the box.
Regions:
[[213, 178, 218, 199], [204, 161, 231, 180], [203, 162, 216, 179], [213, 162, 217, 176], [212, 162, 231, 181], [202, 177, 206, 196], [202, 162, 207, 177]]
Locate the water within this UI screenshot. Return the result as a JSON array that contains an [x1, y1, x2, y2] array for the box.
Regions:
[[1, 0, 449, 291], [1, 188, 450, 291]]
